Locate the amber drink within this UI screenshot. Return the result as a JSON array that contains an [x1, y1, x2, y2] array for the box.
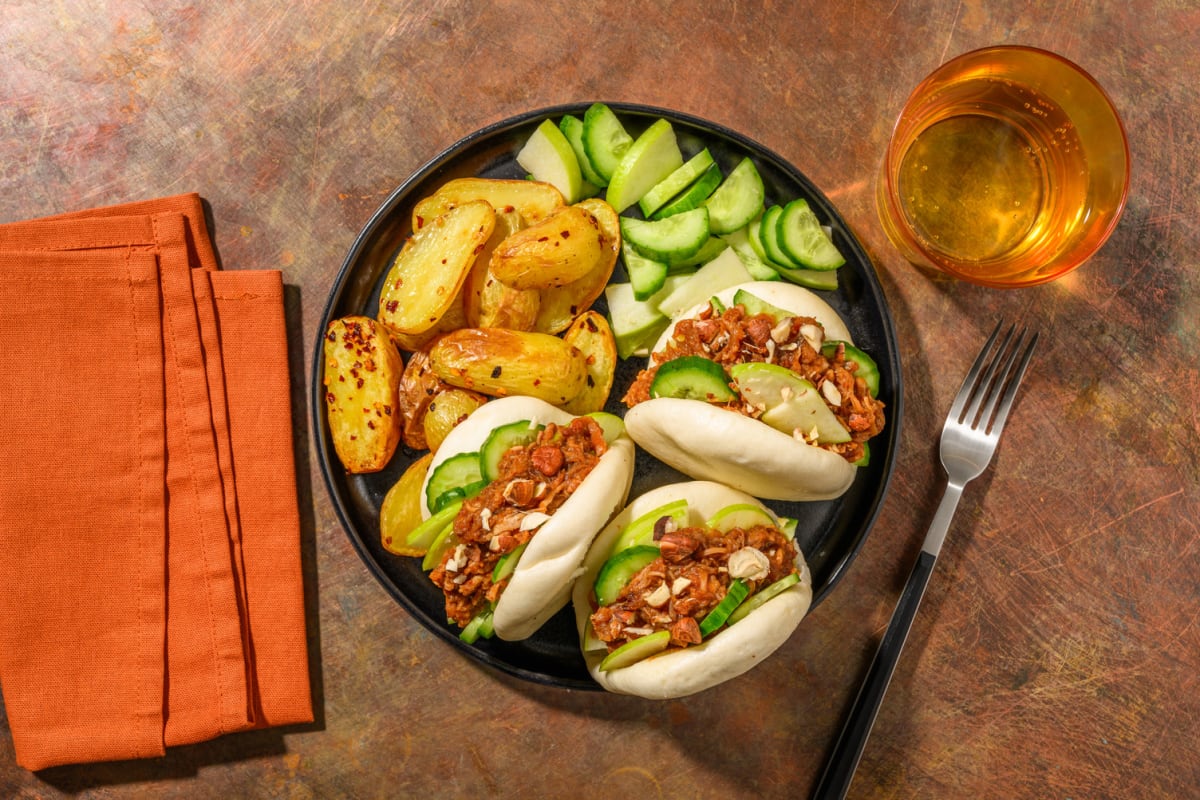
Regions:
[[878, 46, 1129, 287]]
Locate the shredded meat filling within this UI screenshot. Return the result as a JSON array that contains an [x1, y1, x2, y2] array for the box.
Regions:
[[589, 523, 799, 652], [430, 416, 607, 627], [622, 303, 885, 462]]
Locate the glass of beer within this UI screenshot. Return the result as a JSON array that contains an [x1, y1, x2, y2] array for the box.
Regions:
[[877, 45, 1129, 288]]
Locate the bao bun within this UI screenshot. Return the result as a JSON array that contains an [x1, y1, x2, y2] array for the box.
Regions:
[[624, 281, 857, 502], [572, 481, 812, 699], [422, 395, 635, 641]]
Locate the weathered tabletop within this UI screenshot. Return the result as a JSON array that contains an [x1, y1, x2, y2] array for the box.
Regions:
[[2, 3, 1196, 798]]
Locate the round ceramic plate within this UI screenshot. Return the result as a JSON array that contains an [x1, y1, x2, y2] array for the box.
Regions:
[[312, 103, 902, 690]]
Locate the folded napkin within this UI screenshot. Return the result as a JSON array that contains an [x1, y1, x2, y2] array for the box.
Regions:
[[0, 193, 312, 771]]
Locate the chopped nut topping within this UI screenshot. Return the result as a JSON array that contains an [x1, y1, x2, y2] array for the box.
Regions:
[[821, 380, 843, 407], [799, 323, 824, 351], [769, 317, 794, 342], [480, 507, 492, 532], [671, 577, 692, 595], [643, 583, 671, 608], [519, 511, 552, 532]]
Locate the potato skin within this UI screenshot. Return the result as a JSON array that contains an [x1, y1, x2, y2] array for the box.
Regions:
[[323, 316, 403, 473], [490, 205, 606, 290], [412, 177, 564, 231], [422, 388, 487, 452], [380, 453, 433, 556], [378, 200, 494, 336], [462, 208, 540, 330], [427, 327, 588, 406], [561, 310, 617, 415], [534, 198, 620, 334]]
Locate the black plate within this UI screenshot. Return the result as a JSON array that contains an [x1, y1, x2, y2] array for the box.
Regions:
[[312, 103, 903, 690]]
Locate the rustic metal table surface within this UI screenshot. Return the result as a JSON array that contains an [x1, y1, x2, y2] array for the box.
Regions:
[[2, 3, 1196, 798]]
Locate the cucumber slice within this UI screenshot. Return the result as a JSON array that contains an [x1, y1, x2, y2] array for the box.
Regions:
[[610, 498, 690, 555], [516, 119, 586, 204], [405, 498, 464, 550], [730, 362, 851, 444], [491, 542, 527, 583], [620, 207, 709, 263], [727, 573, 801, 625], [748, 215, 836, 290], [606, 118, 685, 213], [558, 114, 607, 187], [585, 411, 626, 444], [581, 103, 633, 182], [655, 246, 753, 319], [605, 281, 670, 360], [594, 544, 662, 606], [703, 157, 765, 235], [706, 502, 776, 533], [638, 148, 716, 217], [698, 579, 749, 636], [666, 235, 726, 270], [778, 516, 799, 540], [422, 521, 458, 571], [598, 630, 671, 672], [822, 341, 881, 397], [757, 205, 800, 268], [425, 451, 486, 513], [652, 163, 724, 220], [732, 288, 793, 322], [622, 238, 669, 301], [853, 441, 871, 467], [480, 419, 544, 482], [721, 226, 780, 281], [459, 608, 494, 643], [776, 198, 845, 270], [650, 355, 737, 403]]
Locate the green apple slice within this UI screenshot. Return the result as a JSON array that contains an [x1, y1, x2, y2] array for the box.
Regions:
[[605, 118, 684, 213], [516, 118, 585, 203]]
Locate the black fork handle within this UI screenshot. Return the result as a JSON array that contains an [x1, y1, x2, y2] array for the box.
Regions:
[[811, 549, 937, 800]]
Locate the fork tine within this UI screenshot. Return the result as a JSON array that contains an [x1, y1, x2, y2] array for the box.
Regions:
[[975, 325, 1027, 428], [947, 320, 1004, 424], [985, 329, 1039, 435]]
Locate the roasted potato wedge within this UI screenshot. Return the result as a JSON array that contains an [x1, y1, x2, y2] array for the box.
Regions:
[[534, 198, 620, 334], [390, 287, 468, 352], [561, 311, 617, 415], [490, 205, 606, 290], [462, 208, 540, 330], [396, 349, 448, 450], [423, 388, 488, 452], [428, 327, 588, 406], [323, 316, 403, 473], [378, 200, 494, 336], [412, 178, 564, 231], [380, 453, 434, 556]]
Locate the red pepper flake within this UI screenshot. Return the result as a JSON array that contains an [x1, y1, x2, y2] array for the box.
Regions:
[[325, 392, 336, 403], [560, 230, 570, 238], [585, 317, 598, 332], [367, 420, 376, 430], [538, 236, 549, 242], [385, 300, 399, 313], [356, 378, 365, 389], [395, 278, 404, 289], [491, 366, 502, 378], [533, 378, 541, 386]]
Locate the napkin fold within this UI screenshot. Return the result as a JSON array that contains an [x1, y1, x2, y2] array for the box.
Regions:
[[0, 193, 312, 771]]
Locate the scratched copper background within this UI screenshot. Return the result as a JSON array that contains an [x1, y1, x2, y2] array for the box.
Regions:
[[1, 2, 1197, 798]]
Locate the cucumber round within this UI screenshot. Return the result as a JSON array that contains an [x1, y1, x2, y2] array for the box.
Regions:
[[776, 198, 845, 270], [822, 340, 881, 397], [425, 450, 486, 513], [620, 207, 710, 263], [638, 148, 716, 217], [650, 163, 723, 220], [598, 630, 671, 672], [703, 157, 765, 235], [623, 238, 668, 301], [698, 578, 750, 636], [649, 355, 737, 403], [479, 419, 543, 482], [727, 573, 801, 625], [559, 114, 607, 187], [594, 544, 661, 606]]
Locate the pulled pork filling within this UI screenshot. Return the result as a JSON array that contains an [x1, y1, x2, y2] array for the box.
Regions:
[[622, 303, 885, 462], [430, 417, 607, 627], [590, 522, 799, 652]]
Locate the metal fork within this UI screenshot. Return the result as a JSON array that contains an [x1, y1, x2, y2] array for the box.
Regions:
[[812, 321, 1039, 800]]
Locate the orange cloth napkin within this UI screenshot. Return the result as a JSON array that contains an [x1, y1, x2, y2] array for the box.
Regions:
[[0, 193, 312, 771]]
